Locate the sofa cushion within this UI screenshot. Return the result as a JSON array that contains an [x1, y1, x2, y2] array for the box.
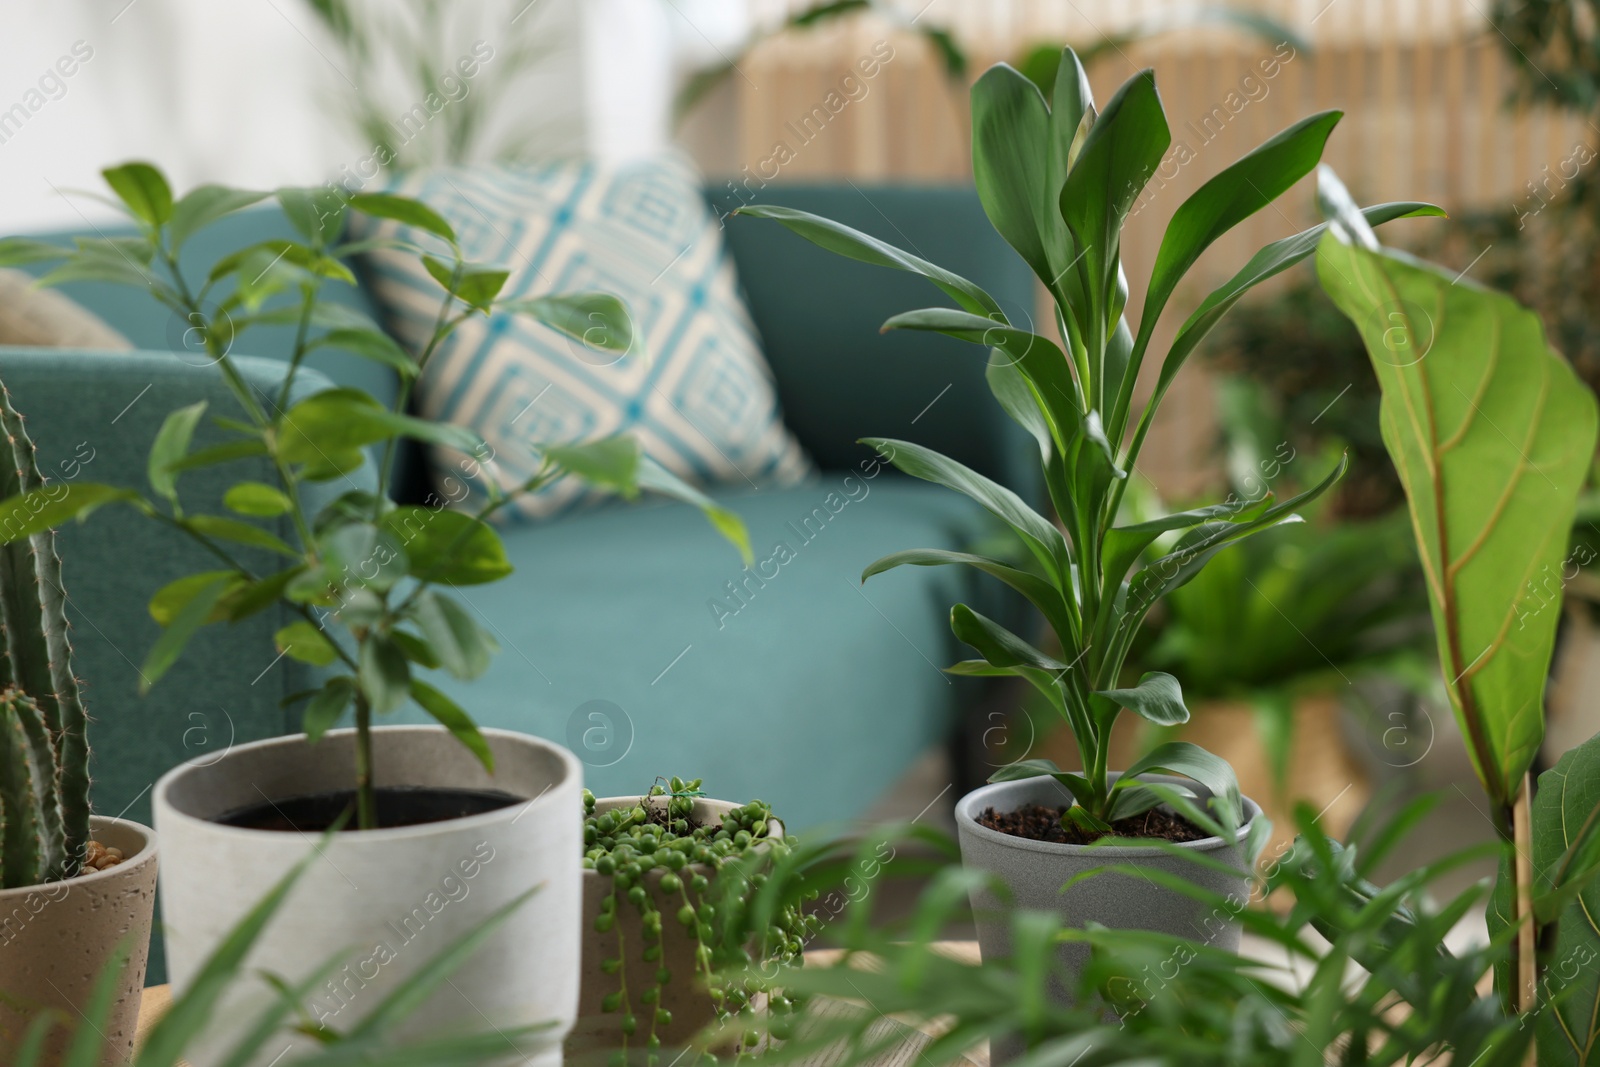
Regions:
[[352, 153, 815, 521], [384, 471, 1003, 829]]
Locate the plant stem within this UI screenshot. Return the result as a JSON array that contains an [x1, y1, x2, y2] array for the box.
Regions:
[[354, 692, 377, 830], [1511, 775, 1537, 1014]]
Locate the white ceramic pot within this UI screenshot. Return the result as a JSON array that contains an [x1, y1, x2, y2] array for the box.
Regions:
[[956, 774, 1259, 1060], [152, 726, 582, 1067], [0, 815, 159, 1067]]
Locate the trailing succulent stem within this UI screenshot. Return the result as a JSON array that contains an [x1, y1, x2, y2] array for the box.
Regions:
[[0, 382, 92, 888], [738, 47, 1443, 833]]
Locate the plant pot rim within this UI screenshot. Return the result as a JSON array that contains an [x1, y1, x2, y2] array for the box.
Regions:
[[954, 774, 1262, 858], [0, 815, 157, 898], [152, 725, 579, 841]]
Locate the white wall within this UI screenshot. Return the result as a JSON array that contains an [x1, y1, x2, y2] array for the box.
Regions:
[[0, 0, 746, 235]]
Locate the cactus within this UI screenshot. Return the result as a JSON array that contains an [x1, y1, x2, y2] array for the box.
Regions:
[[0, 381, 91, 888]]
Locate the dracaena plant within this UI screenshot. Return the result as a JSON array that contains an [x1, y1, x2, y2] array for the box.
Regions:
[[738, 48, 1442, 835], [0, 162, 749, 831]]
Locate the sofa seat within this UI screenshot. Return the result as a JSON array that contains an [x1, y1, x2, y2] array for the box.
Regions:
[[393, 476, 996, 829]]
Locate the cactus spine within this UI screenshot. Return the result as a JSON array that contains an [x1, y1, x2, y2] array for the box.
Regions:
[[0, 382, 91, 888]]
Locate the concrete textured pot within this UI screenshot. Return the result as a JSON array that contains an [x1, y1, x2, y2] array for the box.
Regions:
[[153, 726, 582, 1067], [956, 773, 1259, 1059], [0, 815, 159, 1067], [568, 796, 784, 1063]]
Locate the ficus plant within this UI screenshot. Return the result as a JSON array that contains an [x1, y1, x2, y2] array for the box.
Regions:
[[0, 162, 750, 831], [739, 47, 1442, 835]]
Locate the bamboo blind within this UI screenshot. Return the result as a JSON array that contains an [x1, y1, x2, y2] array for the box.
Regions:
[[681, 0, 1595, 494]]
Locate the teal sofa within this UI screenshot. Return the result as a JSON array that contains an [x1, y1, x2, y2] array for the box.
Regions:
[[2, 184, 1036, 844]]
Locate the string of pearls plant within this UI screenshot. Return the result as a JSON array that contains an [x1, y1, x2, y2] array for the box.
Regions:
[[583, 779, 819, 1064]]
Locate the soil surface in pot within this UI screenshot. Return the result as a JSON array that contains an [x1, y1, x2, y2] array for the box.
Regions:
[[977, 803, 1210, 845], [216, 786, 522, 831]]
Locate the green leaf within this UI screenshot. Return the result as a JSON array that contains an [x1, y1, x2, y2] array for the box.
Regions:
[[862, 436, 1069, 581], [348, 192, 456, 243], [319, 522, 408, 593], [456, 266, 511, 311], [1316, 168, 1596, 807], [169, 185, 270, 250], [542, 436, 640, 497], [310, 328, 417, 378], [183, 515, 299, 559], [149, 570, 241, 626], [239, 300, 379, 334], [500, 292, 635, 354], [302, 677, 353, 743], [390, 629, 441, 669], [218, 566, 302, 622], [358, 633, 411, 714], [862, 548, 1073, 643], [276, 186, 348, 246], [732, 204, 1003, 317], [141, 573, 233, 693], [881, 308, 1080, 440], [224, 481, 292, 517], [147, 401, 208, 501], [274, 620, 339, 667], [102, 161, 172, 227], [1095, 671, 1188, 727], [1121, 740, 1241, 822], [0, 484, 141, 543], [421, 254, 457, 293], [0, 237, 68, 267], [969, 63, 1054, 287], [950, 603, 1068, 674], [278, 387, 481, 463], [410, 679, 494, 773], [1058, 69, 1170, 338], [635, 456, 753, 566], [410, 590, 494, 681], [381, 506, 512, 586], [169, 437, 268, 472]]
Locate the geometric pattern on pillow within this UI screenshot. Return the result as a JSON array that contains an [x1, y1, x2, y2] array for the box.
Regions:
[[349, 152, 814, 521]]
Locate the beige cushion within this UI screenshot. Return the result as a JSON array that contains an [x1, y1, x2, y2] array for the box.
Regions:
[[0, 269, 131, 349]]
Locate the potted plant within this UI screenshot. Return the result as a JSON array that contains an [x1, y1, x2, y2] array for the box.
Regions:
[[736, 46, 1443, 989], [0, 163, 749, 1064], [0, 383, 159, 1067], [569, 778, 810, 1065]]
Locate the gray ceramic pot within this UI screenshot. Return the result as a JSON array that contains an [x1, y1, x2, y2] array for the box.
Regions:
[[568, 796, 784, 1063], [955, 772, 1260, 1049], [153, 726, 582, 1067], [0, 815, 159, 1067]]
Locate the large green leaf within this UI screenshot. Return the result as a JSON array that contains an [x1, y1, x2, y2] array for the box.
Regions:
[[970, 64, 1053, 287], [0, 484, 141, 543], [1316, 171, 1598, 807], [732, 204, 1002, 317], [169, 185, 270, 251], [347, 192, 456, 243], [500, 293, 635, 355], [1121, 740, 1241, 822], [278, 387, 481, 463], [635, 457, 753, 566], [381, 507, 512, 586], [1095, 671, 1188, 727], [863, 548, 1074, 642], [102, 162, 173, 228]]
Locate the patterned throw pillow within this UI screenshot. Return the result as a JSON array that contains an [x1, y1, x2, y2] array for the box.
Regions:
[[350, 154, 814, 520]]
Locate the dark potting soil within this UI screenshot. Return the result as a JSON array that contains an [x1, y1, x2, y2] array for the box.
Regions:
[[977, 803, 1211, 846], [215, 786, 522, 832]]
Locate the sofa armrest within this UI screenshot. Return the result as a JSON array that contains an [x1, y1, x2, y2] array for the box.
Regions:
[[0, 349, 371, 830], [712, 183, 1039, 497]]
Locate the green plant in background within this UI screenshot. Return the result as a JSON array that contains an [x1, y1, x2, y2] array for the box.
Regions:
[[0, 385, 92, 889], [584, 780, 815, 1063], [1316, 165, 1600, 1060], [732, 796, 1532, 1067], [739, 47, 1441, 835], [18, 834, 554, 1066], [1130, 376, 1433, 785], [0, 163, 749, 831]]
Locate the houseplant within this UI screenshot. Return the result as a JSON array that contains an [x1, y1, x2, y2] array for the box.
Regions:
[[0, 380, 160, 1067], [737, 45, 1441, 985], [570, 779, 810, 1064], [0, 162, 749, 1064]]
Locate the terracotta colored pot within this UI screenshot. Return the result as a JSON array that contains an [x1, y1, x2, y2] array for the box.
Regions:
[[0, 815, 159, 1067], [568, 796, 784, 1063]]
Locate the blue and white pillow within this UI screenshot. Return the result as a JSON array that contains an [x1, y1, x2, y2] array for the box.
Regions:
[[351, 153, 814, 520]]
